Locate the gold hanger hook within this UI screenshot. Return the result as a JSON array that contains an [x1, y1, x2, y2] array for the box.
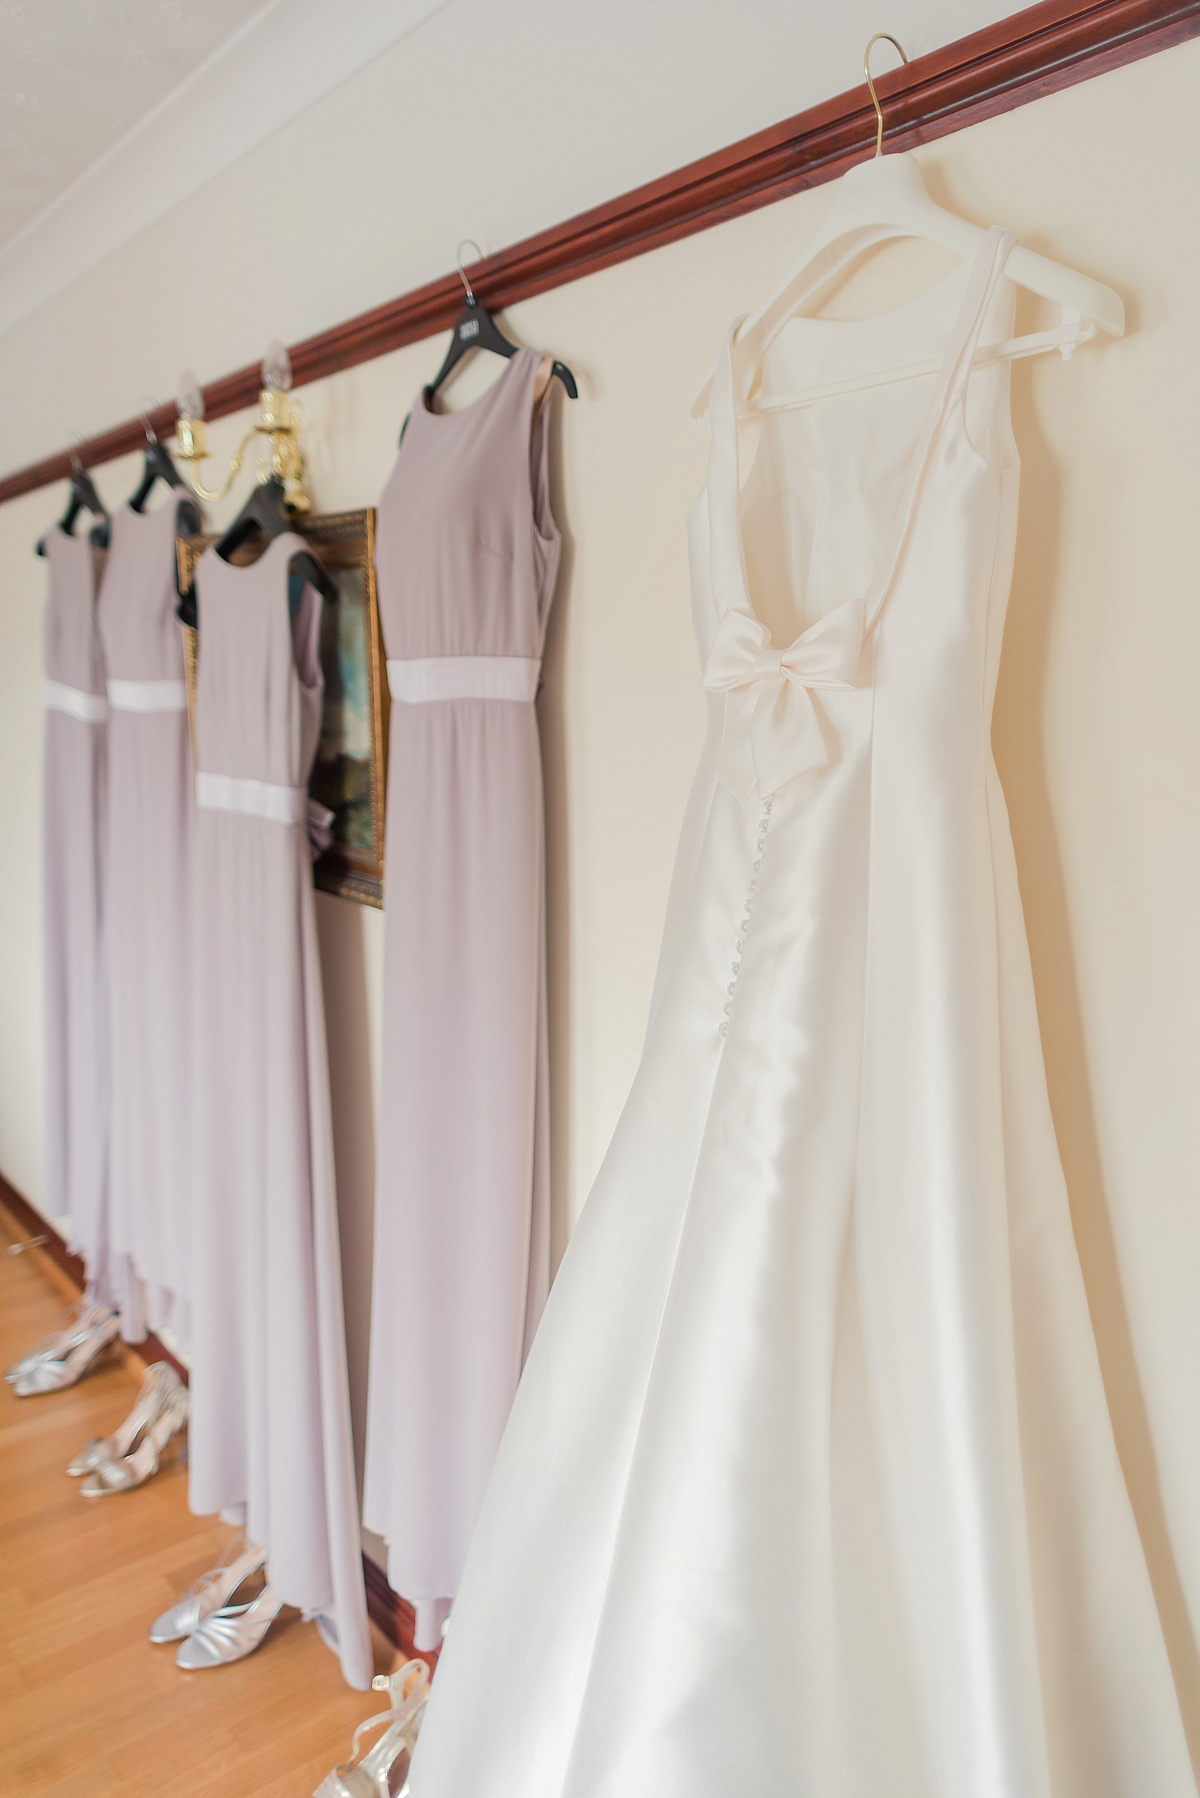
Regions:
[[864, 32, 909, 157], [455, 238, 484, 305]]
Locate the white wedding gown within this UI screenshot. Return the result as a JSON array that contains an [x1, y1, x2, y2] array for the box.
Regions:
[[407, 227, 1196, 1798]]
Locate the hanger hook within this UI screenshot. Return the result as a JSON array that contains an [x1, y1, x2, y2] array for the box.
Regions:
[[864, 33, 909, 158], [455, 238, 484, 306], [67, 429, 86, 478], [137, 396, 159, 445]]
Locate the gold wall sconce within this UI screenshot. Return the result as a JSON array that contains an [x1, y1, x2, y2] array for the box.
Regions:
[[174, 340, 313, 513]]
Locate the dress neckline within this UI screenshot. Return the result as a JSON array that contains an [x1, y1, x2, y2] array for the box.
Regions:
[[118, 499, 182, 528], [200, 531, 305, 577], [417, 346, 531, 424], [758, 253, 970, 358], [708, 227, 1011, 644]]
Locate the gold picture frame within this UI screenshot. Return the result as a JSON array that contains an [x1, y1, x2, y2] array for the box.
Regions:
[[176, 509, 390, 906]]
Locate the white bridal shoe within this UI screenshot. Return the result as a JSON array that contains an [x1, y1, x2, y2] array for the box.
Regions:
[[175, 1582, 285, 1670], [149, 1533, 268, 1644], [314, 1659, 431, 1798], [11, 1306, 121, 1397], [68, 1360, 179, 1475], [79, 1379, 189, 1495]]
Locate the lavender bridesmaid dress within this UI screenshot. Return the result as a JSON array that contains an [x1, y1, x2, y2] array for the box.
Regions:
[[187, 536, 371, 1691], [97, 502, 194, 1340], [42, 528, 112, 1294], [365, 348, 561, 1649]]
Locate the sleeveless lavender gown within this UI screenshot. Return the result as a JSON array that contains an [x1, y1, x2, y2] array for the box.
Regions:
[[42, 527, 112, 1295], [365, 348, 561, 1649], [187, 536, 371, 1691], [97, 501, 194, 1341]]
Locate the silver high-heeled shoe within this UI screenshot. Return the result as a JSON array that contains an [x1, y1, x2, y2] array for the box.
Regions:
[[12, 1309, 122, 1397], [68, 1361, 180, 1475], [175, 1582, 285, 1670], [6, 1298, 115, 1384], [314, 1660, 431, 1798], [149, 1534, 268, 1644], [79, 1382, 189, 1495]]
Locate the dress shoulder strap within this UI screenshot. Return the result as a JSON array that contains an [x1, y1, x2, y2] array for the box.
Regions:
[[704, 322, 751, 619], [933, 226, 1016, 428], [862, 225, 1015, 633]]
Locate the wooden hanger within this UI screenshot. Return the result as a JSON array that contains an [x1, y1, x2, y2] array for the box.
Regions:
[[694, 35, 1124, 418]]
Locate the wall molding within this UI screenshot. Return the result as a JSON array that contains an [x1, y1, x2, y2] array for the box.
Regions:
[[0, 0, 450, 343], [362, 1556, 441, 1669], [0, 1171, 186, 1379], [0, 1168, 87, 1286], [0, 1171, 423, 1660], [1, 0, 1197, 509]]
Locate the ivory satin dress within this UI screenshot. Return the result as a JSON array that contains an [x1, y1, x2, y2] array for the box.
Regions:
[[364, 347, 560, 1651], [42, 527, 112, 1296], [407, 231, 1196, 1797], [186, 536, 371, 1690], [97, 501, 195, 1340]]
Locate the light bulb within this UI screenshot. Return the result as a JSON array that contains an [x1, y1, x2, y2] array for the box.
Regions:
[[174, 369, 207, 461], [262, 338, 292, 393], [177, 370, 204, 422]]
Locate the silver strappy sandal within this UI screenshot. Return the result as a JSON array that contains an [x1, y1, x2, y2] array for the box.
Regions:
[[149, 1532, 268, 1644], [68, 1360, 179, 1475], [12, 1308, 121, 1397], [79, 1381, 189, 1494], [314, 1659, 432, 1798], [174, 1581, 285, 1670], [6, 1298, 115, 1384]]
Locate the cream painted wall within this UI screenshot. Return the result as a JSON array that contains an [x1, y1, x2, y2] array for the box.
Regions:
[[1, 32, 1199, 1732]]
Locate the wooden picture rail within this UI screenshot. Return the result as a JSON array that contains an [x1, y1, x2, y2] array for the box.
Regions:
[[1, 0, 1197, 508]]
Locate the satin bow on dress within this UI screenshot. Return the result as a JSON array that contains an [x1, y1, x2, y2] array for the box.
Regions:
[[700, 599, 865, 799]]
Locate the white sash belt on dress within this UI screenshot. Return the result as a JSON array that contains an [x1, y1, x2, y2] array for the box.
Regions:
[[44, 680, 107, 723], [387, 656, 540, 704], [195, 771, 308, 826], [106, 678, 188, 713]]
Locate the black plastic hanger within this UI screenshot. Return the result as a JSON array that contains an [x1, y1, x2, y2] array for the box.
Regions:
[[214, 472, 292, 559], [423, 241, 577, 422], [211, 474, 336, 606], [128, 413, 201, 535], [36, 456, 110, 556], [122, 414, 202, 606]]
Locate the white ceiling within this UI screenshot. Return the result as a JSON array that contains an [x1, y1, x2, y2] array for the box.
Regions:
[[0, 0, 450, 335], [0, 0, 276, 249]]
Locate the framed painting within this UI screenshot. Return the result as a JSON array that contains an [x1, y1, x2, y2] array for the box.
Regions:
[[176, 507, 390, 906]]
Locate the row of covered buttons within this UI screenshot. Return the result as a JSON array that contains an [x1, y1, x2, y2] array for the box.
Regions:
[[721, 795, 773, 1039]]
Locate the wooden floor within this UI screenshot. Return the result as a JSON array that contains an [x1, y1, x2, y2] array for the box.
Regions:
[[0, 1203, 404, 1798]]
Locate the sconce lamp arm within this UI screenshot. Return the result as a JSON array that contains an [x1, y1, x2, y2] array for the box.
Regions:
[[183, 426, 271, 503]]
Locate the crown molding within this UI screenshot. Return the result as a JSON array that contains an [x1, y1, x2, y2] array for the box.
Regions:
[[0, 0, 450, 341]]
